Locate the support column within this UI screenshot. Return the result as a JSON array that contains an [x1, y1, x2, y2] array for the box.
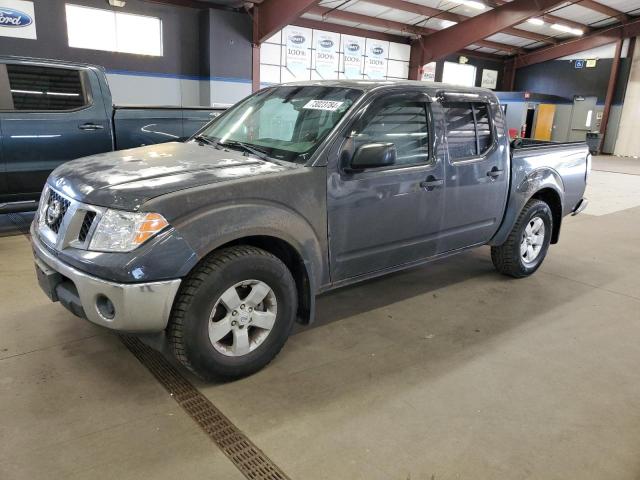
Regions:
[[252, 43, 260, 92], [252, 6, 260, 92], [599, 38, 624, 147], [408, 39, 423, 81], [503, 59, 516, 91]]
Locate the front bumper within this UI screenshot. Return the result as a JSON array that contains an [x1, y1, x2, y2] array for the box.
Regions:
[[31, 225, 181, 332]]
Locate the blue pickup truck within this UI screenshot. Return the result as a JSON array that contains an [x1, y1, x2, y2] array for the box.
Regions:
[[0, 56, 225, 212]]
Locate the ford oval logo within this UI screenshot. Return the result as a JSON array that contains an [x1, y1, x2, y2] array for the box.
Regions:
[[0, 8, 33, 28], [320, 39, 334, 48], [289, 34, 305, 45], [347, 43, 360, 53], [372, 47, 384, 55]]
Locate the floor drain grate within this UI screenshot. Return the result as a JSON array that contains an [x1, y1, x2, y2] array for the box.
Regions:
[[2, 212, 32, 238], [119, 335, 290, 480]]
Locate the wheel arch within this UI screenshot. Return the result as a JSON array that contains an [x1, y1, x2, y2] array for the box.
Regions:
[[213, 235, 315, 325], [490, 167, 565, 246], [530, 187, 562, 244]]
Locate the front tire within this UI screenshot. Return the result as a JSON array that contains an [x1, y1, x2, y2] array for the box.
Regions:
[[491, 199, 553, 278], [168, 246, 297, 380]]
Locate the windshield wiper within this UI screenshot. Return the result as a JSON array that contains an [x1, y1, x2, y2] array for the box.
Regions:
[[193, 134, 217, 147], [219, 140, 270, 161]]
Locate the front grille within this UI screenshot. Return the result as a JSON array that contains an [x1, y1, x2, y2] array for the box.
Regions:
[[46, 190, 71, 233], [78, 211, 96, 242]]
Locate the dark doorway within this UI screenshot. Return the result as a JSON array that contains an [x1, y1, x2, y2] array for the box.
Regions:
[[524, 107, 535, 138]]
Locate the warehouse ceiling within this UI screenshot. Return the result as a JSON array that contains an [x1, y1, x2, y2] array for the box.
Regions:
[[300, 0, 640, 56], [148, 0, 640, 63]]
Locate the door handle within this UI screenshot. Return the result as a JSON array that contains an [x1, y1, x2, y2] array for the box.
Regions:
[[487, 167, 503, 178], [420, 176, 444, 191], [79, 123, 104, 131]]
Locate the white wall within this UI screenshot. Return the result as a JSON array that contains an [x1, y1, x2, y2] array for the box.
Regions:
[[614, 37, 640, 157], [105, 72, 250, 107]]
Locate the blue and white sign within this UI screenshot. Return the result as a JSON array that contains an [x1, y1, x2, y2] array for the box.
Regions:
[[364, 40, 388, 79], [342, 36, 364, 79], [314, 31, 339, 80], [0, 0, 37, 39], [284, 26, 310, 80], [575, 59, 585, 69]]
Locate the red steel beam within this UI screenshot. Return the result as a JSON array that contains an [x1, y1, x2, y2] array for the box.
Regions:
[[293, 18, 410, 44], [417, 0, 565, 65], [308, 5, 523, 53], [252, 43, 260, 92], [254, 0, 319, 44], [366, 0, 555, 44], [599, 37, 623, 144], [577, 0, 630, 22], [511, 16, 640, 68]]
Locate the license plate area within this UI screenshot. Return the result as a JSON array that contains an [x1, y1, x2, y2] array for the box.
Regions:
[[35, 260, 63, 302]]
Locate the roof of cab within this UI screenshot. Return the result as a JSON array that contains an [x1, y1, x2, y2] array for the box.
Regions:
[[275, 79, 497, 99]]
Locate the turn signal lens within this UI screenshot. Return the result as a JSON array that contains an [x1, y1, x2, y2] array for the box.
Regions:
[[134, 213, 169, 244]]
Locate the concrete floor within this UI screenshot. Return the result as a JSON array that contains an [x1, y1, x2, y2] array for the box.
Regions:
[[1, 156, 640, 479]]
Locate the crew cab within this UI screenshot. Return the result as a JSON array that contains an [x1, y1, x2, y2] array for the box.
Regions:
[[0, 56, 225, 212], [31, 81, 590, 380]]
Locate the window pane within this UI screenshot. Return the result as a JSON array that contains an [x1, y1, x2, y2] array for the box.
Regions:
[[356, 101, 429, 165], [115, 12, 163, 56], [443, 102, 476, 159], [474, 103, 492, 154], [442, 62, 476, 87], [257, 96, 298, 141], [7, 64, 87, 111], [201, 86, 361, 163], [65, 4, 162, 57], [66, 4, 116, 52]]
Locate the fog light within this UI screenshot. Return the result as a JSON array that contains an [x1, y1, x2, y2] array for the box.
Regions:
[[96, 294, 116, 320]]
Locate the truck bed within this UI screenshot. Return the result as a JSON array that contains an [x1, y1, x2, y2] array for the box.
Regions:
[[113, 105, 227, 150]]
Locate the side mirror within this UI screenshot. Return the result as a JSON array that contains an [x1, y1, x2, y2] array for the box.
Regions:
[[349, 143, 396, 171]]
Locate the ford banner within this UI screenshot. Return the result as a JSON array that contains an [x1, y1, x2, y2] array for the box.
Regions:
[[0, 0, 37, 39]]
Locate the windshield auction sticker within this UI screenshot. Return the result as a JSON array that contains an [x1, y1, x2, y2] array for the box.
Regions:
[[303, 100, 344, 111]]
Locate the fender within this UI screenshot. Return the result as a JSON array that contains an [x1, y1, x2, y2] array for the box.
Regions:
[[170, 200, 327, 292], [489, 167, 565, 247]]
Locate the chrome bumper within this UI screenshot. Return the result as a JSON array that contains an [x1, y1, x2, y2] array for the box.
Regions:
[[31, 226, 181, 332]]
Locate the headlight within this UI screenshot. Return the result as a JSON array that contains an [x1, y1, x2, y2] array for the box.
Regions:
[[89, 209, 169, 252], [36, 185, 50, 229]]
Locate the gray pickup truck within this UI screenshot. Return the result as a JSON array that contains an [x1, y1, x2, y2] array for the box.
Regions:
[[31, 80, 590, 380], [0, 56, 225, 212]]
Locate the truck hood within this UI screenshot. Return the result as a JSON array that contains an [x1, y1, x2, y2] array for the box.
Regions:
[[48, 142, 293, 210]]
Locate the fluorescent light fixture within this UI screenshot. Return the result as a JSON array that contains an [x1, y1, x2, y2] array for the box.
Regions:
[[450, 0, 486, 10], [11, 89, 43, 95], [440, 19, 458, 28], [551, 23, 584, 36], [527, 18, 544, 26], [46, 92, 80, 97]]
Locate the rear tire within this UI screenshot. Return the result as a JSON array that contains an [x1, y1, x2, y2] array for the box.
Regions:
[[491, 199, 553, 278], [168, 246, 297, 380]]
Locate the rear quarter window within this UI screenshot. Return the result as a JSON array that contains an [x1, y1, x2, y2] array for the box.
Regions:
[[5, 64, 89, 111]]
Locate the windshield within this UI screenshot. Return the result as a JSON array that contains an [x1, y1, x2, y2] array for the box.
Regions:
[[197, 85, 362, 163]]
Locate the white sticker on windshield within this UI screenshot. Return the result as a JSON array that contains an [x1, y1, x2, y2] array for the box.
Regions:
[[303, 100, 345, 111]]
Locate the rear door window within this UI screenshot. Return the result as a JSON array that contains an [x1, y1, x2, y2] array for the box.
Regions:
[[443, 101, 494, 160], [5, 64, 89, 111]]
